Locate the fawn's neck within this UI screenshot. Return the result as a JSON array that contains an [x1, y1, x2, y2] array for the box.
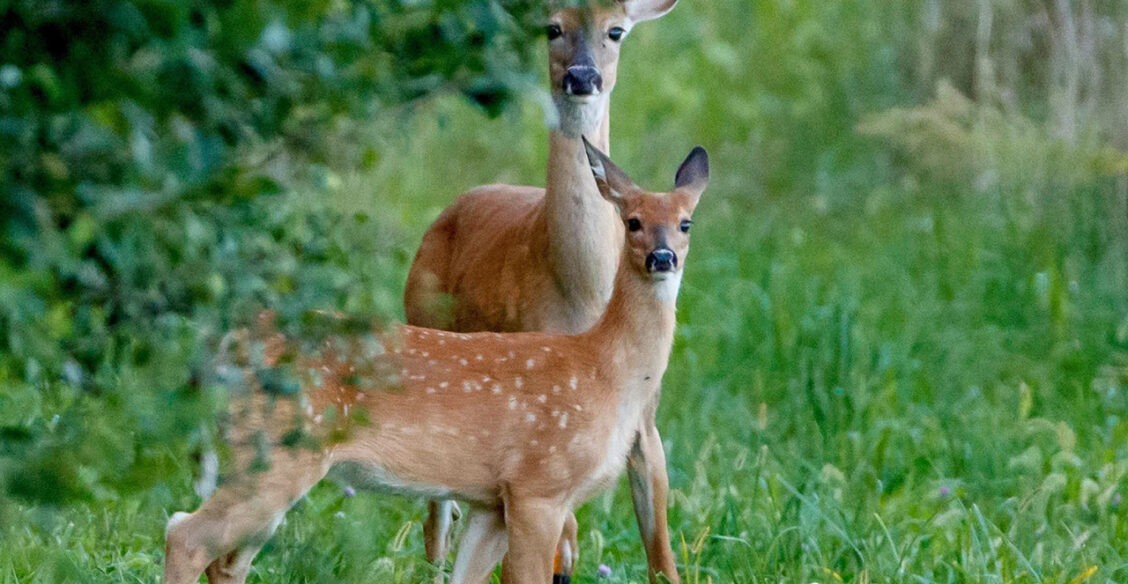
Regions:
[[543, 96, 621, 324], [586, 253, 681, 385]]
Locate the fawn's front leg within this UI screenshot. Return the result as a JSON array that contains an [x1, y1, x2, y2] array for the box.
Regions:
[[627, 413, 679, 583], [500, 496, 567, 584]]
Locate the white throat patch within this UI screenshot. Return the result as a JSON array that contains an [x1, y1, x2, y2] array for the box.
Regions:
[[554, 93, 606, 137], [653, 270, 683, 304]]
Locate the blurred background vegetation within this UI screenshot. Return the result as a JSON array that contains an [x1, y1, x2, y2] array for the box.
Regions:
[[2, 0, 1127, 582]]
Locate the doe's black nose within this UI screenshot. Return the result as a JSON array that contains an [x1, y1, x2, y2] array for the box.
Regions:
[[562, 66, 603, 96], [646, 249, 677, 273]]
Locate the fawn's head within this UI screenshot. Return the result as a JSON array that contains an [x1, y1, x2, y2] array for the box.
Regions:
[[582, 138, 709, 291], [547, 0, 678, 104]]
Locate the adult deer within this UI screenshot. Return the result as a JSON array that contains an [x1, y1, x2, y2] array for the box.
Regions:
[[163, 141, 708, 584], [403, 0, 681, 581]]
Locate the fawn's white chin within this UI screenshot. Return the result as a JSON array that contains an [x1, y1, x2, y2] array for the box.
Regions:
[[652, 271, 682, 303], [565, 93, 600, 104]]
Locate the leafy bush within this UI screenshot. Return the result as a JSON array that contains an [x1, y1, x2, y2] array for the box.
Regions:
[[0, 0, 541, 504]]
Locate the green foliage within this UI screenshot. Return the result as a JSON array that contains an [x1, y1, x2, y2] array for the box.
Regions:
[[0, 0, 543, 504]]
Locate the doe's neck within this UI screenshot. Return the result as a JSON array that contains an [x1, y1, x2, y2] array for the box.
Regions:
[[542, 96, 620, 319], [551, 94, 611, 150]]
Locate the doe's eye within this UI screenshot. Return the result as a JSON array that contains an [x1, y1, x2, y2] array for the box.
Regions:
[[608, 26, 626, 41], [546, 24, 563, 40], [679, 219, 693, 233], [627, 218, 642, 232]]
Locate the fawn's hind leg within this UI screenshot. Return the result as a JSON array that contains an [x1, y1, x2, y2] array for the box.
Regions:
[[164, 450, 328, 584], [202, 511, 283, 584]]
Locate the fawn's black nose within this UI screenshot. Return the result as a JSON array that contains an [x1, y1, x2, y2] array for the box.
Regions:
[[563, 66, 603, 96], [646, 249, 677, 273]]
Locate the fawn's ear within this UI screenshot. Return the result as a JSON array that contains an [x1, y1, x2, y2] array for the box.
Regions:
[[619, 0, 678, 23], [583, 136, 637, 209], [674, 146, 709, 202]]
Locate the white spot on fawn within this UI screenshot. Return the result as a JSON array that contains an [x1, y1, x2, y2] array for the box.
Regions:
[[526, 359, 536, 370], [439, 382, 449, 389], [569, 376, 578, 390], [525, 413, 537, 423], [459, 358, 468, 366], [491, 384, 502, 395], [426, 387, 436, 394], [552, 385, 562, 394], [559, 412, 569, 429], [514, 377, 524, 389], [508, 396, 517, 410], [537, 394, 547, 403]]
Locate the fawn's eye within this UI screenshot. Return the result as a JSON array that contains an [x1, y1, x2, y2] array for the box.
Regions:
[[546, 24, 563, 40], [608, 27, 626, 41], [627, 218, 642, 232], [679, 219, 693, 233]]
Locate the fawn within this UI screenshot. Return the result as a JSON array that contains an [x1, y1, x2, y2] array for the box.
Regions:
[[163, 139, 708, 584]]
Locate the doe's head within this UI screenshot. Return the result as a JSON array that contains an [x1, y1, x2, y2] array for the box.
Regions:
[[582, 137, 709, 283], [547, 0, 678, 102]]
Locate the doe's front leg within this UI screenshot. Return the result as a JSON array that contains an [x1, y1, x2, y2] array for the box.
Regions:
[[450, 506, 508, 584], [424, 498, 461, 583], [627, 418, 680, 583]]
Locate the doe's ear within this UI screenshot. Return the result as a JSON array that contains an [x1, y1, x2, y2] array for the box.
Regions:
[[582, 136, 637, 208], [619, 0, 678, 23], [674, 145, 709, 198]]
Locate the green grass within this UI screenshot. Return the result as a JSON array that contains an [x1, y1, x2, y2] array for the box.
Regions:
[[3, 1, 1128, 582]]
